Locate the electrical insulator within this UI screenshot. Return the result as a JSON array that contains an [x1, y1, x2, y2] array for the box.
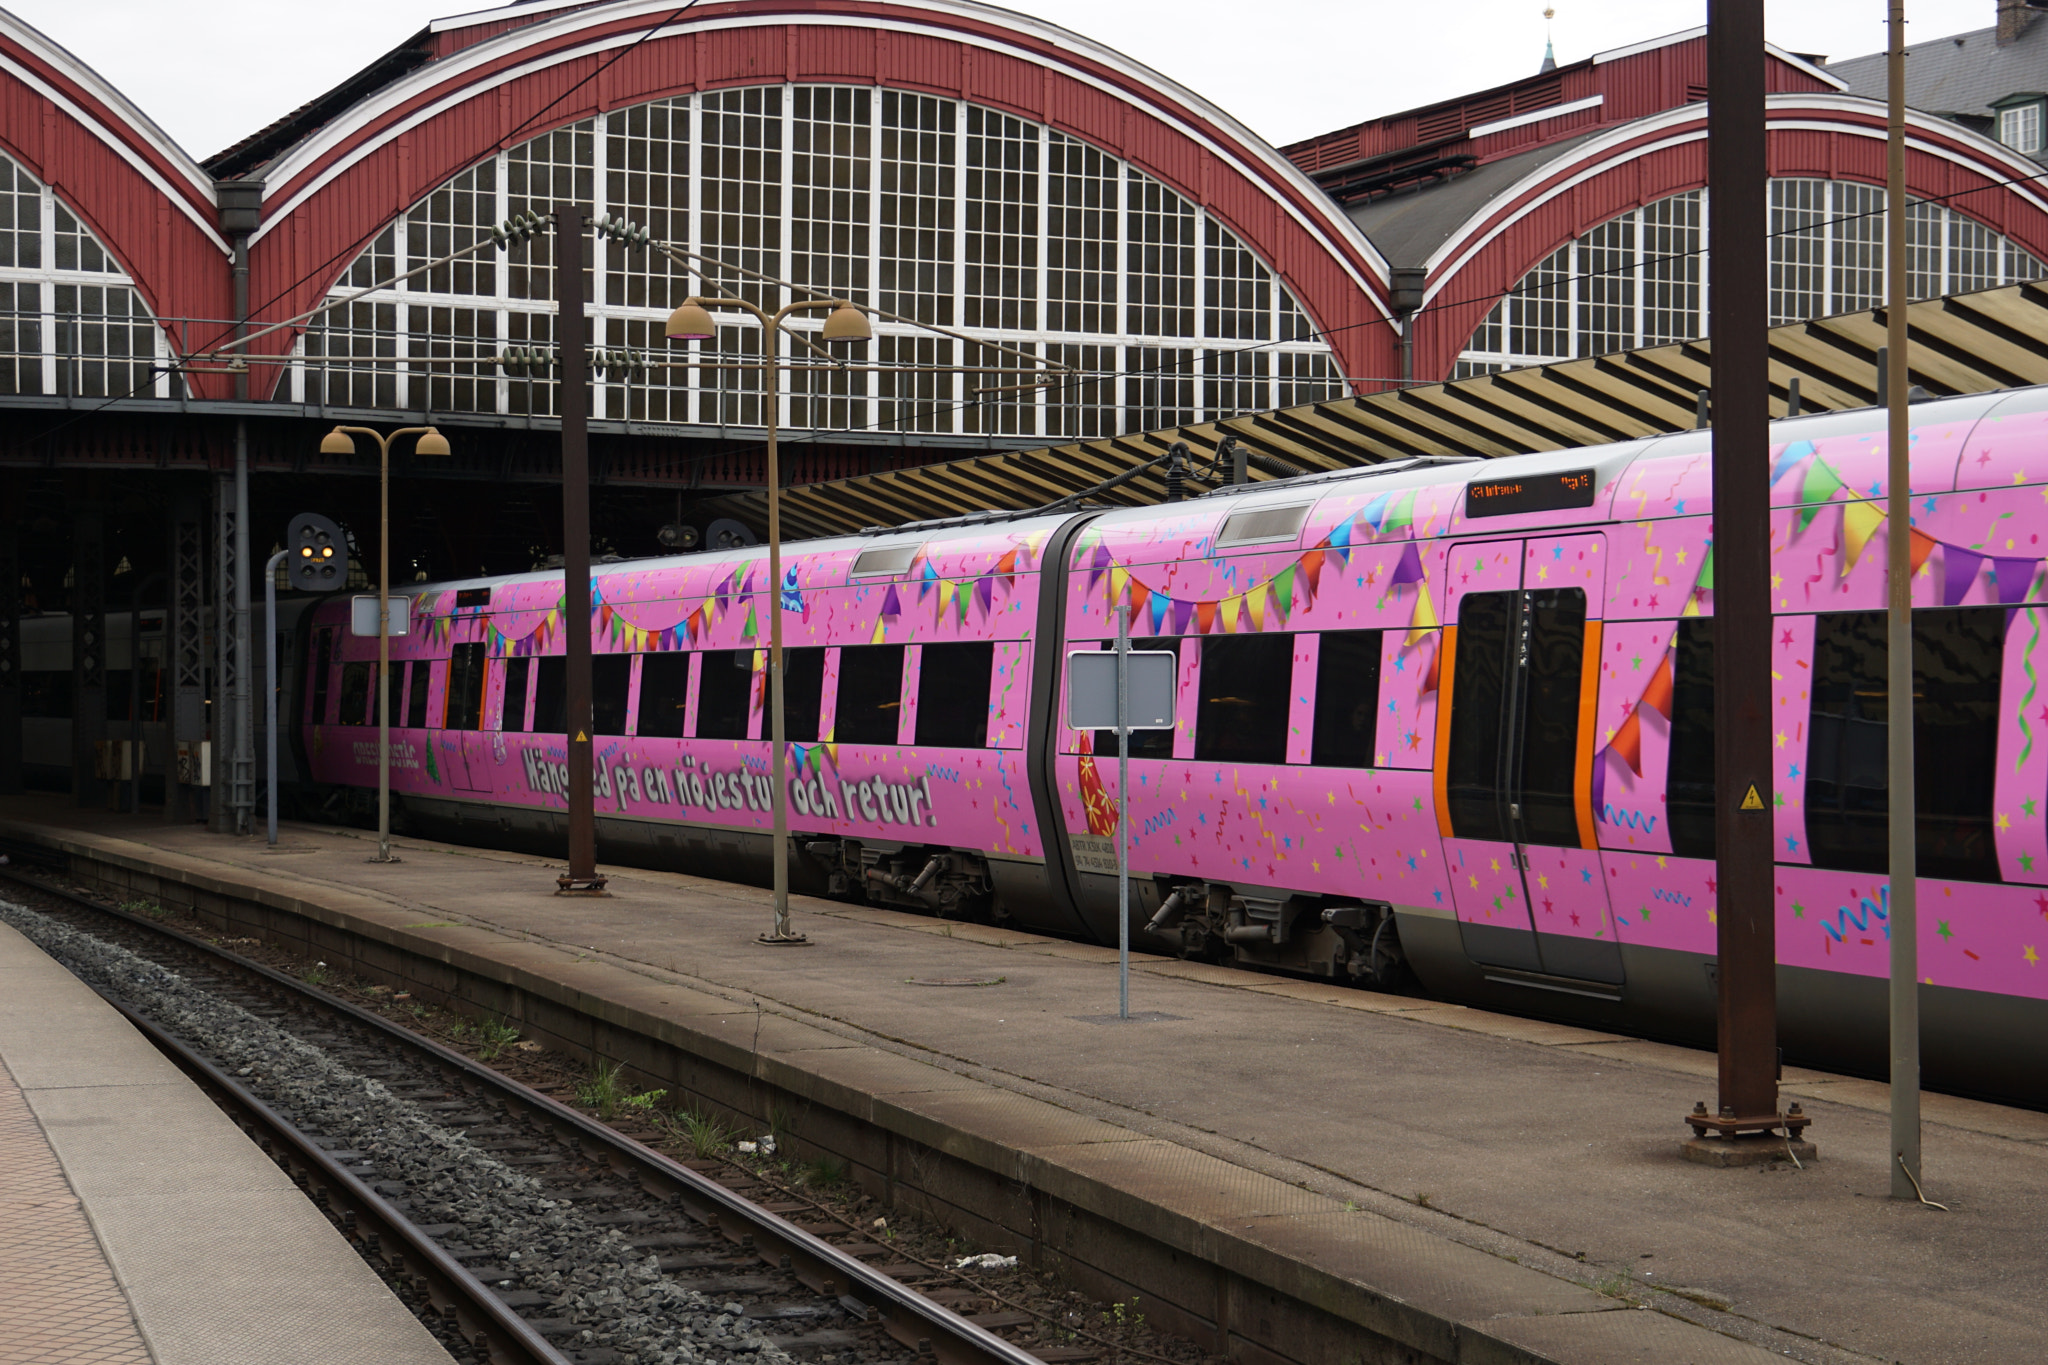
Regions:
[[497, 346, 558, 375], [593, 213, 654, 248], [489, 210, 554, 250]]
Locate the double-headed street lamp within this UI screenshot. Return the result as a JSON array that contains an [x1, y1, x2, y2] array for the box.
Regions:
[[664, 294, 873, 944], [318, 423, 451, 863]]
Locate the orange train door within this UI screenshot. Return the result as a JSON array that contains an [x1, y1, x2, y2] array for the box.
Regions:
[[1433, 534, 1621, 985]]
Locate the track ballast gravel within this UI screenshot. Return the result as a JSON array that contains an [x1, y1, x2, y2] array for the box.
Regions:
[[0, 896, 797, 1365]]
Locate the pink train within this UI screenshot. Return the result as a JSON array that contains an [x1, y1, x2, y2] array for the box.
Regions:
[[299, 387, 2048, 1106]]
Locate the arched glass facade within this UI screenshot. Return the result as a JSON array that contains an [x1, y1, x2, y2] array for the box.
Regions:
[[1454, 179, 2048, 377], [0, 150, 166, 398], [292, 87, 1345, 437]]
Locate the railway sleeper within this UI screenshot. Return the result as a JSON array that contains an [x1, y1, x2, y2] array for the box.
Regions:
[[1146, 882, 1408, 989]]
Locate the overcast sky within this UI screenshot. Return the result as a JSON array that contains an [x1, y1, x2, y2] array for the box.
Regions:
[[10, 0, 2000, 162]]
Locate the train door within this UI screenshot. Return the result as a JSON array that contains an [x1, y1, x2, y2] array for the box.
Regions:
[[1435, 534, 1621, 984]]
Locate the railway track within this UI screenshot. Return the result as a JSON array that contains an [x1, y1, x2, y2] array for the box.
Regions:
[[0, 866, 1079, 1365]]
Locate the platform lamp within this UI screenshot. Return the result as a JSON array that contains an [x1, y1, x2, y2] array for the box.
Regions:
[[317, 425, 451, 864], [665, 295, 872, 944]]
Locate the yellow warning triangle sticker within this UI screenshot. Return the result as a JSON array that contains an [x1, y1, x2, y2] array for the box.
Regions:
[[575, 730, 588, 742], [1740, 784, 1765, 811]]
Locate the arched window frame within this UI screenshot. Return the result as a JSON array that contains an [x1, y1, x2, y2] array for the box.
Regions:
[[0, 151, 170, 400], [289, 85, 1345, 436], [1454, 179, 2047, 378]]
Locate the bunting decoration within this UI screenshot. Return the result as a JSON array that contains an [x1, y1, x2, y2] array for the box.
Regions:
[[1774, 441, 2037, 606], [1591, 634, 1677, 823], [1075, 498, 1451, 645]]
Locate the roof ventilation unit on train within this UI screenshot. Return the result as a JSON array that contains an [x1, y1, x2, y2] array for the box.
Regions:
[[1216, 504, 1313, 548], [850, 544, 921, 577]]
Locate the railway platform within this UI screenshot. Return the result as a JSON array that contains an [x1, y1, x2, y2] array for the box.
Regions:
[[4, 800, 2045, 1365], [0, 889, 455, 1365]]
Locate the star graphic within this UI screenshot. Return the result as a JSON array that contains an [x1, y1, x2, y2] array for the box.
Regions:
[[2027, 799, 2039, 818], [2028, 946, 2041, 966], [1780, 629, 1794, 646], [1706, 876, 1718, 893], [1937, 920, 1953, 940], [1631, 653, 1643, 670], [1570, 911, 1582, 926], [1792, 901, 1805, 918], [1553, 545, 1564, 560], [1777, 730, 1788, 748], [1542, 897, 1555, 914], [1641, 905, 1653, 921], [2034, 893, 2048, 920]]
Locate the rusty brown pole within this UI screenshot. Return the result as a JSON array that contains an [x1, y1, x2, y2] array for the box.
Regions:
[[1704, 0, 1780, 1134], [555, 204, 605, 895], [1884, 0, 1923, 1201]]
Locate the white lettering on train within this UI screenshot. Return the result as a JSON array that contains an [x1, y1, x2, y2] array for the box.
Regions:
[[517, 749, 933, 827]]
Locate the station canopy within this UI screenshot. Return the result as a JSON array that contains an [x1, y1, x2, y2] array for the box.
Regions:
[[718, 279, 2048, 538]]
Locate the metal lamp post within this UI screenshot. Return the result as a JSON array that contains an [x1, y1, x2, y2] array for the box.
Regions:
[[664, 294, 873, 943], [317, 424, 451, 863]]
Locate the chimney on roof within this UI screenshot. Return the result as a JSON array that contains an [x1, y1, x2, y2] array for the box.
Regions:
[[1539, 6, 1558, 72], [1999, 0, 2045, 46]]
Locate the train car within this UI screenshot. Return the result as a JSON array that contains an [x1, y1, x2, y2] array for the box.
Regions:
[[19, 599, 323, 806], [297, 386, 2048, 1108]]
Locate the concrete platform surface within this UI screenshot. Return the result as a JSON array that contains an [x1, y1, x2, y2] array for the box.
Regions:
[[6, 802, 2047, 1365], [0, 913, 455, 1365]]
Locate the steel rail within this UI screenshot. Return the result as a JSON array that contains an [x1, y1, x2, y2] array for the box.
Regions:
[[101, 993, 573, 1365], [0, 868, 1051, 1365]]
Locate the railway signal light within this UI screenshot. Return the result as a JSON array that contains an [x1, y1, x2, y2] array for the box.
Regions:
[[286, 512, 348, 593]]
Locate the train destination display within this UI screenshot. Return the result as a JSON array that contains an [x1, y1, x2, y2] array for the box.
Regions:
[[1465, 469, 1597, 517]]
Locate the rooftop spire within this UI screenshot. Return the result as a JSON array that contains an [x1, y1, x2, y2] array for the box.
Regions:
[[1539, 7, 1557, 73]]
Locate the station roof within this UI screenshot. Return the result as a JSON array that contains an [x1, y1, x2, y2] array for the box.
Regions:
[[717, 279, 2048, 538]]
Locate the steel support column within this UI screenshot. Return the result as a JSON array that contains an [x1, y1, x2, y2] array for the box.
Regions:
[[211, 472, 237, 831], [72, 503, 106, 807], [1689, 0, 1798, 1155], [169, 493, 207, 821], [0, 519, 19, 796], [230, 422, 254, 832]]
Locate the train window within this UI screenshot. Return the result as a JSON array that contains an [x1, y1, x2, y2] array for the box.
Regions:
[[1668, 620, 1716, 859], [1194, 635, 1292, 766], [309, 630, 333, 723], [1311, 630, 1383, 768], [782, 647, 826, 745], [1444, 591, 1516, 842], [501, 658, 530, 733], [338, 662, 371, 725], [1807, 608, 2002, 882], [1518, 588, 1588, 849], [446, 644, 487, 731], [534, 657, 566, 734], [695, 649, 754, 740], [20, 671, 72, 719], [1091, 640, 1173, 760], [405, 660, 432, 729], [836, 644, 906, 745], [918, 642, 993, 748], [593, 655, 631, 735], [636, 654, 689, 738]]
